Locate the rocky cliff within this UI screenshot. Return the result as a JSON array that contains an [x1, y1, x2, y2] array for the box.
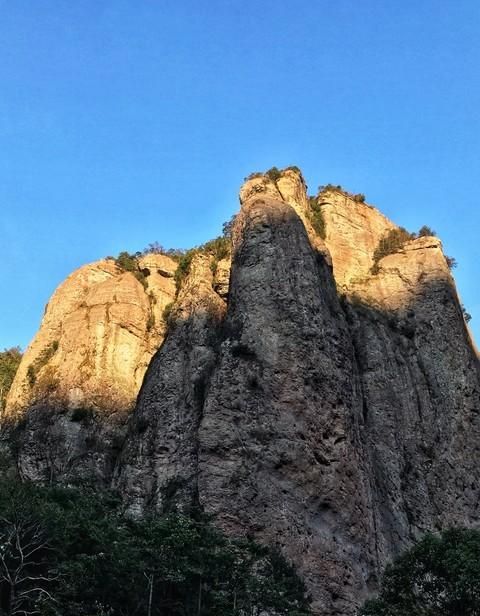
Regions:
[[3, 168, 479, 615], [4, 253, 177, 483]]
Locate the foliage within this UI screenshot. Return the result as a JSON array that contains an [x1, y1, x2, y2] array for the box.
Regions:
[[244, 166, 301, 184], [222, 215, 236, 240], [462, 304, 472, 323], [142, 242, 186, 261], [307, 196, 326, 239], [27, 341, 59, 388], [371, 228, 415, 273], [284, 165, 302, 174], [202, 236, 230, 262], [319, 183, 343, 193], [265, 166, 282, 182], [0, 479, 312, 616], [445, 255, 457, 270], [174, 249, 198, 294], [0, 347, 22, 411], [360, 528, 480, 616], [418, 225, 436, 237], [318, 184, 365, 202], [114, 251, 139, 273], [244, 172, 264, 181], [146, 313, 155, 332], [174, 215, 233, 294], [162, 302, 174, 325], [114, 252, 149, 288]]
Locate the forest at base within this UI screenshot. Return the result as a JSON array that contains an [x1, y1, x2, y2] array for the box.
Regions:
[[1, 475, 480, 615], [0, 477, 311, 616]]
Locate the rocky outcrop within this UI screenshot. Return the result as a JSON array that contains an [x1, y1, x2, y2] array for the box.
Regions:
[[4, 253, 177, 483], [115, 253, 226, 514], [197, 195, 376, 614], [343, 235, 480, 566], [6, 255, 177, 416], [115, 169, 479, 615], [3, 167, 479, 614], [319, 190, 396, 289]]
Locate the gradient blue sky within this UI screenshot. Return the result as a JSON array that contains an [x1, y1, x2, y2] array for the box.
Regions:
[[1, 0, 479, 350]]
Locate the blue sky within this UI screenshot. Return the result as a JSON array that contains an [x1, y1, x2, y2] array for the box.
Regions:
[[1, 0, 479, 349]]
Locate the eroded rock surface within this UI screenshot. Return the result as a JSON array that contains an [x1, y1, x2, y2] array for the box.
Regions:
[[4, 254, 177, 482], [115, 253, 226, 515], [3, 167, 479, 615], [197, 195, 376, 614], [117, 169, 479, 615]]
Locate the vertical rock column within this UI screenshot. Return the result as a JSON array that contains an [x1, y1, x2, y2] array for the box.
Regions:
[[197, 194, 376, 615], [116, 254, 226, 515]]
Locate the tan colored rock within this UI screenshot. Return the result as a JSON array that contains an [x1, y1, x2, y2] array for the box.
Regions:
[[351, 236, 451, 310], [213, 257, 231, 299], [6, 255, 177, 416], [239, 169, 330, 259], [319, 190, 397, 289]]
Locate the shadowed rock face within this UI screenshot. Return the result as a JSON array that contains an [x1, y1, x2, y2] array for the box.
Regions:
[[3, 167, 479, 614], [197, 196, 376, 614], [114, 253, 226, 515]]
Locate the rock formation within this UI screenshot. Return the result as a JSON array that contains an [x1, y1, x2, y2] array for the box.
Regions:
[[4, 253, 176, 483], [3, 167, 479, 615]]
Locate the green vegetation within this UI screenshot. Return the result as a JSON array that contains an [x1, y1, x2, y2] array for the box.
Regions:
[[371, 228, 416, 274], [371, 225, 459, 274], [446, 255, 457, 270], [284, 165, 302, 174], [115, 251, 139, 272], [318, 184, 365, 202], [244, 171, 264, 181], [462, 304, 472, 323], [222, 214, 236, 240], [174, 248, 198, 293], [142, 242, 186, 261], [162, 302, 175, 325], [146, 313, 155, 332], [418, 225, 436, 237], [360, 528, 480, 616], [307, 196, 326, 239], [244, 166, 302, 184], [114, 251, 148, 288], [27, 341, 59, 387], [0, 347, 22, 411], [174, 217, 233, 294], [265, 166, 282, 182], [0, 479, 311, 616]]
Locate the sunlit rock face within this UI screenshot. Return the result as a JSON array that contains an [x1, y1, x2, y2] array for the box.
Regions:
[[319, 189, 397, 289], [6, 255, 177, 416], [3, 167, 479, 615], [4, 254, 177, 483]]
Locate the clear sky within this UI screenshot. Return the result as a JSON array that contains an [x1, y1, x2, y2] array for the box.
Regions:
[[1, 0, 479, 350]]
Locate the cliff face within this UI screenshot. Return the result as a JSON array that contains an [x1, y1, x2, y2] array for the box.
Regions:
[[3, 168, 479, 615], [4, 253, 176, 483]]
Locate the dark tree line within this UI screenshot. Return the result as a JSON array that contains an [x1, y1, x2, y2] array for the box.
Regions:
[[360, 528, 480, 616], [0, 479, 311, 616]]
